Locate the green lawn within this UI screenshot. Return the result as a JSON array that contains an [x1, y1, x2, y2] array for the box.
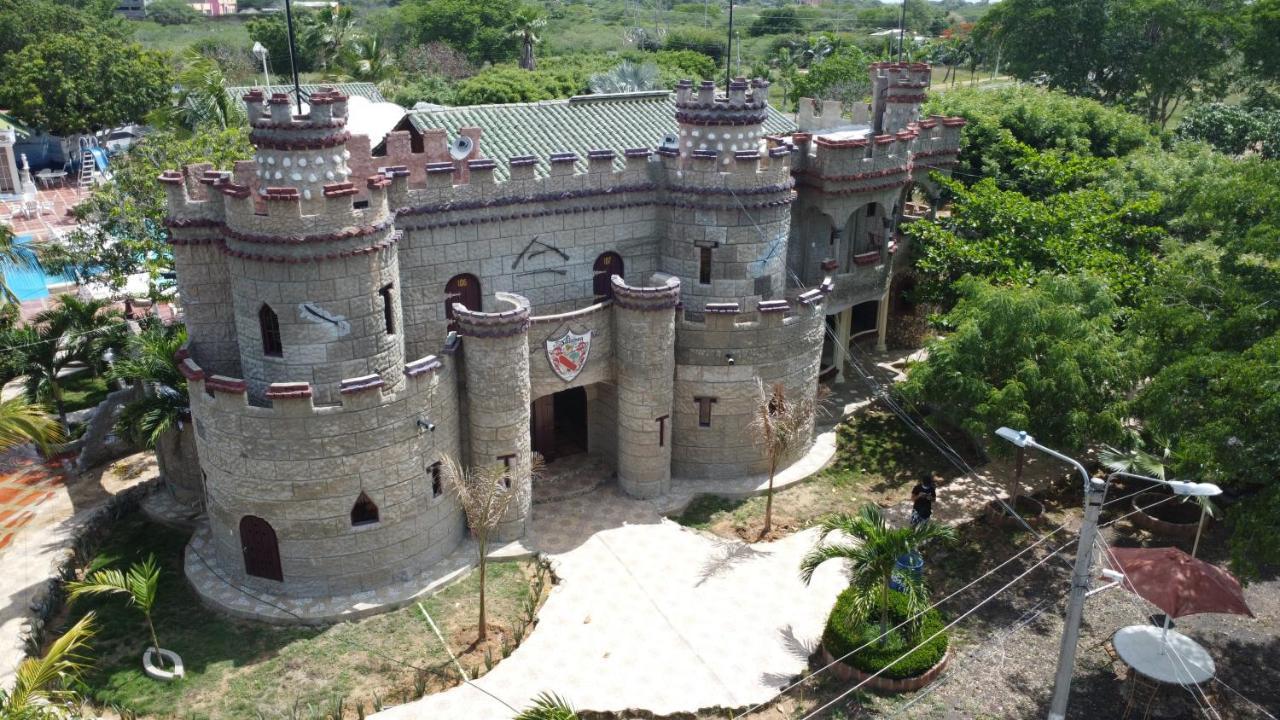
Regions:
[[50, 372, 111, 414], [60, 516, 548, 719]]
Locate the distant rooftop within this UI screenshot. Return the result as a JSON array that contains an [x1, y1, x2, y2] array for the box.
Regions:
[[399, 91, 797, 181]]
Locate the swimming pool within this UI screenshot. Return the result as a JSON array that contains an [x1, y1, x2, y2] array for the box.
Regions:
[[6, 235, 77, 301]]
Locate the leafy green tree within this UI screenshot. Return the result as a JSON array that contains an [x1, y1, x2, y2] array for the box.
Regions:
[[0, 31, 172, 135], [40, 127, 252, 294], [907, 175, 1163, 306], [800, 505, 955, 645], [1241, 0, 1280, 83], [748, 6, 801, 37], [401, 0, 522, 65], [508, 5, 545, 71], [1176, 103, 1267, 156], [246, 14, 315, 74], [0, 0, 128, 62], [793, 47, 871, 111], [67, 555, 169, 669], [0, 612, 96, 716], [901, 274, 1136, 451], [146, 0, 200, 25], [663, 28, 725, 64], [978, 0, 1243, 127], [452, 67, 580, 105]]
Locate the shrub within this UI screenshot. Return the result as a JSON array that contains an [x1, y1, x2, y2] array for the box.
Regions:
[[663, 28, 725, 63], [147, 0, 200, 26], [823, 586, 948, 679], [452, 67, 582, 105]]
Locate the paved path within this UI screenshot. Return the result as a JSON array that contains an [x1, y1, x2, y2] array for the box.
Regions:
[[375, 485, 847, 720], [0, 450, 156, 689]]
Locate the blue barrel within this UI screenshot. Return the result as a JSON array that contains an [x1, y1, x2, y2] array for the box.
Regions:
[[889, 551, 924, 592]]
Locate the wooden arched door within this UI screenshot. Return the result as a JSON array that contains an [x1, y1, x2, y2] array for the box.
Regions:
[[445, 273, 482, 332], [593, 252, 623, 301], [240, 515, 283, 582]]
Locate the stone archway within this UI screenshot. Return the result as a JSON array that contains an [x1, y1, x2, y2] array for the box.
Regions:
[[239, 515, 282, 582]]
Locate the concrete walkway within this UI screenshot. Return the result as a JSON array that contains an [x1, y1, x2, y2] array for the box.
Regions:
[[375, 485, 847, 719]]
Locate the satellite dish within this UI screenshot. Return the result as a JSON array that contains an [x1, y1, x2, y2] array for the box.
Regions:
[[449, 135, 475, 160], [660, 132, 679, 150]]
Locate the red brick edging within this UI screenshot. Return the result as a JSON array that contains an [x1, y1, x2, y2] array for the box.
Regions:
[[1130, 493, 1209, 540], [820, 644, 951, 693]]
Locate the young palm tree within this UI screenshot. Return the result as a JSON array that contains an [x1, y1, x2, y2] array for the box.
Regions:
[[343, 34, 395, 83], [157, 51, 242, 132], [799, 504, 955, 645], [440, 455, 525, 643], [514, 692, 579, 720], [66, 555, 167, 669], [0, 397, 64, 453], [34, 294, 124, 375], [0, 612, 96, 715], [588, 61, 660, 94], [8, 324, 77, 431], [749, 379, 822, 537], [508, 6, 546, 71], [110, 323, 201, 505]]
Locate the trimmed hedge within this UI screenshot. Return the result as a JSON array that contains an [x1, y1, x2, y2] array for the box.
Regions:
[[822, 586, 948, 679]]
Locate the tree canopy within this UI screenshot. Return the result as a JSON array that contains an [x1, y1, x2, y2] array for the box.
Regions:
[[400, 0, 526, 65], [0, 31, 171, 135]]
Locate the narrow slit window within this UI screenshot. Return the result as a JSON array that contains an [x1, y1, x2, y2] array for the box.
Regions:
[[379, 283, 395, 335], [699, 247, 712, 285], [350, 492, 379, 526], [694, 396, 717, 428], [259, 304, 282, 357], [430, 461, 443, 498]]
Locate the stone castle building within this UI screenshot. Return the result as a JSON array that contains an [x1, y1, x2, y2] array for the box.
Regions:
[[161, 63, 962, 617]]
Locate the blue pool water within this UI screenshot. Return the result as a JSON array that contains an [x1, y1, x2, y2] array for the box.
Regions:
[[7, 235, 77, 301]]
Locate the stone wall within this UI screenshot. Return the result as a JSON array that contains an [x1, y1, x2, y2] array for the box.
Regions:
[[182, 352, 462, 599]]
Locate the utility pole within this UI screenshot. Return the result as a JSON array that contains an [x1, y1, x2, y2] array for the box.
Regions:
[[725, 0, 734, 89], [282, 0, 303, 115]]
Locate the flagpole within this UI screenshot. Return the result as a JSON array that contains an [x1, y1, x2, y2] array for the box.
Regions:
[[283, 0, 304, 115]]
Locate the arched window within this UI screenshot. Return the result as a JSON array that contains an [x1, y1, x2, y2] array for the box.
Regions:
[[593, 251, 624, 300], [259, 304, 282, 357], [350, 492, 379, 526], [444, 273, 482, 333]]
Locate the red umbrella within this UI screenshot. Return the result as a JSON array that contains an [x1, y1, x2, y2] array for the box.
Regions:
[[1103, 546, 1254, 619]]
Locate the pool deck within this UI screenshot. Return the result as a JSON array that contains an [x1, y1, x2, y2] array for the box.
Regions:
[[2, 185, 88, 240]]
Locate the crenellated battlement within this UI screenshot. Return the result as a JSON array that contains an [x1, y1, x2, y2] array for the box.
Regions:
[[182, 348, 450, 419]]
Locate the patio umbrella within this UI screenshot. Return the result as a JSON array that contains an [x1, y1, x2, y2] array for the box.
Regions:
[[1103, 546, 1253, 642]]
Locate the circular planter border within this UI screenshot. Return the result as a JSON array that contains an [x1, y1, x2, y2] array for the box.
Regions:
[[986, 495, 1045, 529], [143, 647, 185, 682], [820, 644, 951, 694], [1130, 492, 1209, 541]]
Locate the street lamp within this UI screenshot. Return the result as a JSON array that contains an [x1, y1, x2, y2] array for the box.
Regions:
[[1106, 470, 1221, 557], [994, 427, 1101, 720], [252, 41, 271, 93], [995, 428, 1226, 720]]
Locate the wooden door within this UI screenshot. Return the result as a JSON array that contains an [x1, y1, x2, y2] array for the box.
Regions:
[[240, 515, 283, 582], [530, 394, 555, 461], [593, 252, 623, 301], [445, 274, 482, 332]]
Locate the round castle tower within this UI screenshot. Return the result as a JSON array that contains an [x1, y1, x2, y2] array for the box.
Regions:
[[228, 88, 404, 405], [661, 78, 795, 313]]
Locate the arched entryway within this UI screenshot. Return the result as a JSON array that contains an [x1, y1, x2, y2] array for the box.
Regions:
[[240, 515, 283, 582], [445, 273, 482, 332], [530, 386, 588, 462], [847, 202, 891, 266], [593, 252, 623, 301]]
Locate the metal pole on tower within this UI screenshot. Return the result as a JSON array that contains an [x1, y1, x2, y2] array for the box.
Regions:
[[897, 0, 907, 63], [283, 0, 304, 115], [725, 0, 733, 89]]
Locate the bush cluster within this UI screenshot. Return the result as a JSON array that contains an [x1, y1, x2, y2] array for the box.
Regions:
[[822, 586, 948, 679]]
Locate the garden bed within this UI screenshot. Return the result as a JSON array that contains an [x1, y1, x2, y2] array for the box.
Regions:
[[819, 587, 950, 693], [49, 516, 551, 719], [1131, 491, 1210, 539]]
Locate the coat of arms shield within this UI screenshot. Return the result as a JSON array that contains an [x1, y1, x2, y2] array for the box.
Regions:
[[546, 329, 592, 382]]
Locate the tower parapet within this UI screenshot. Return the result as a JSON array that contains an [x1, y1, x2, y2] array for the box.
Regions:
[[871, 62, 931, 135], [674, 78, 771, 165]]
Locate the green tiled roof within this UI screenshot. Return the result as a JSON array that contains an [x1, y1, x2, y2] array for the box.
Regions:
[[405, 91, 797, 180], [225, 82, 386, 108]]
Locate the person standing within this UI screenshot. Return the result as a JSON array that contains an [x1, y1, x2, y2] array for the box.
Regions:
[[910, 471, 942, 526]]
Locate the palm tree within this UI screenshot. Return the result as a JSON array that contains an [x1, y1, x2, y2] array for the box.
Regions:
[[440, 455, 527, 643], [799, 505, 955, 645], [0, 226, 45, 307], [35, 294, 122, 374], [508, 6, 546, 71], [0, 612, 96, 716], [157, 52, 242, 132], [589, 61, 660, 94], [749, 379, 822, 537], [514, 692, 579, 720], [344, 34, 395, 83], [110, 323, 201, 506], [0, 397, 64, 453], [66, 555, 168, 669], [8, 324, 77, 431]]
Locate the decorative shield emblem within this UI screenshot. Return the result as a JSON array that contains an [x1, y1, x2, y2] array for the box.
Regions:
[[546, 329, 592, 382]]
